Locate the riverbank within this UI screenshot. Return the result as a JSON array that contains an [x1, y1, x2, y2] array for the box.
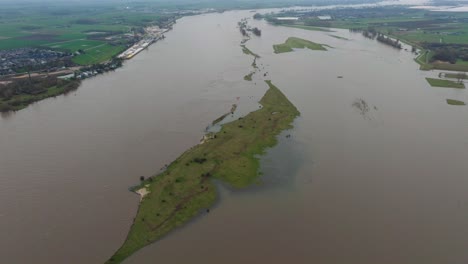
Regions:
[[0, 78, 80, 112], [106, 80, 300, 264]]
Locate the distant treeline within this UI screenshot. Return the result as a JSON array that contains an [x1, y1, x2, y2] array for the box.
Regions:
[[423, 43, 468, 64], [350, 28, 402, 49]]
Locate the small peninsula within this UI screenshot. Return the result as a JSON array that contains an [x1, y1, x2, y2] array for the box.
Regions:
[[106, 80, 300, 263]]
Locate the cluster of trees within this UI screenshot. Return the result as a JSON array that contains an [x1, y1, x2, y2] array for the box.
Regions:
[[238, 20, 248, 37], [376, 34, 402, 49], [80, 58, 123, 73], [0, 77, 79, 100], [252, 27, 261, 36], [361, 28, 378, 39], [424, 43, 468, 64], [350, 28, 402, 49], [431, 48, 458, 64], [349, 28, 377, 39]]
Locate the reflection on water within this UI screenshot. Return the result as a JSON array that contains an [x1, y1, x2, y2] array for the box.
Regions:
[[1, 7, 468, 264]]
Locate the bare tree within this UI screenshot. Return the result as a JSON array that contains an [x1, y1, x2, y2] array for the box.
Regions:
[[456, 72, 467, 84]]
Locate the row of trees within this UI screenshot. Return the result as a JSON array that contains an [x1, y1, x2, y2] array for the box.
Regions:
[[252, 27, 261, 36], [376, 34, 402, 49], [349, 28, 402, 49]]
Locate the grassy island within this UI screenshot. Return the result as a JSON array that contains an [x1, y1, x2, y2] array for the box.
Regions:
[[447, 99, 466, 106], [426, 78, 465, 89], [273, 37, 328, 54], [106, 80, 300, 264], [244, 72, 255, 81]]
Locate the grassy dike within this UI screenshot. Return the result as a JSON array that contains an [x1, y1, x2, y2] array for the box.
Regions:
[[106, 80, 300, 264], [273, 37, 328, 54]]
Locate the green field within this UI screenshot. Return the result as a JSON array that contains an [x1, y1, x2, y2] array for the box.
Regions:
[[447, 99, 466, 106], [273, 37, 328, 54], [0, 3, 176, 65], [105, 80, 300, 264], [72, 44, 126, 65], [44, 39, 104, 51], [426, 78, 465, 89]]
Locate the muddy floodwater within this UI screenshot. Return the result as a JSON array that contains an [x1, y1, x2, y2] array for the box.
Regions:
[[1, 9, 468, 264]]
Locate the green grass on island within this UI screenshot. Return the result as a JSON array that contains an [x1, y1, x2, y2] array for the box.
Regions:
[[447, 99, 466, 106], [106, 80, 300, 264], [244, 72, 254, 81], [426, 78, 465, 89], [273, 37, 328, 54]]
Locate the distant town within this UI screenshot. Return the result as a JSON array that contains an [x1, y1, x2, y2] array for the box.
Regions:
[[1, 24, 173, 82]]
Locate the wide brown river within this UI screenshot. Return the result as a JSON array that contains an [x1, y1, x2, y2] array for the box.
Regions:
[[1, 9, 468, 264]]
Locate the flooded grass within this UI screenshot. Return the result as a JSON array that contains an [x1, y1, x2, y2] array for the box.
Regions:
[[273, 37, 328, 54], [328, 34, 350, 40], [105, 81, 300, 264], [241, 45, 260, 58], [426, 78, 465, 89]]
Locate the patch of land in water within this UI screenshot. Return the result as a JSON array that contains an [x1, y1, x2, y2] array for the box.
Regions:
[[328, 34, 349, 40], [447, 99, 465, 106], [273, 37, 328, 54], [105, 80, 300, 264], [244, 71, 255, 81], [241, 45, 260, 58], [426, 78, 465, 89]]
